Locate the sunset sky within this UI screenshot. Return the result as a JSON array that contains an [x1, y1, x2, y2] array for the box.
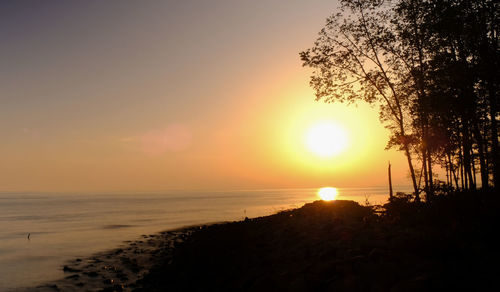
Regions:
[[0, 0, 413, 192]]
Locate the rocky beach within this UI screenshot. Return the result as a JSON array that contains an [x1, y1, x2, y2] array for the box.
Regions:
[[24, 227, 196, 292], [24, 191, 499, 292]]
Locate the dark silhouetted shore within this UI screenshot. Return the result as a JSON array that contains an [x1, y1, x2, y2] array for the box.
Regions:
[[30, 191, 499, 291]]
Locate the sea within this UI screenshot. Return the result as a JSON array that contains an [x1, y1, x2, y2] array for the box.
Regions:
[[0, 186, 410, 290]]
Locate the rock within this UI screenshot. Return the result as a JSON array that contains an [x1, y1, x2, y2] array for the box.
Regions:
[[65, 274, 80, 280], [84, 271, 99, 277], [37, 284, 60, 291], [62, 266, 81, 273]]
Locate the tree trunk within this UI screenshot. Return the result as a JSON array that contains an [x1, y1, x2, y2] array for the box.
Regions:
[[388, 161, 393, 200], [427, 149, 434, 200], [462, 122, 475, 190], [472, 155, 477, 187], [403, 140, 419, 201], [422, 146, 429, 194], [473, 122, 489, 189], [449, 152, 459, 189], [444, 157, 451, 187], [459, 146, 465, 190], [488, 84, 499, 188]]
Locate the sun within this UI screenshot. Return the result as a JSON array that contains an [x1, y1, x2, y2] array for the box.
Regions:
[[318, 187, 338, 201], [306, 121, 348, 158]]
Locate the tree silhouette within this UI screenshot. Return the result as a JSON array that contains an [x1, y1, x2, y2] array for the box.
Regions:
[[300, 0, 421, 198], [302, 0, 500, 197]]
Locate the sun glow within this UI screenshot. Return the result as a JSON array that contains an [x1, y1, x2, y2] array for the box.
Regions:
[[306, 121, 348, 158], [318, 187, 338, 201]]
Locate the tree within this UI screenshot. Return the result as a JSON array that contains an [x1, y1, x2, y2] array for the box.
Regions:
[[414, 0, 499, 190], [302, 0, 500, 197], [300, 0, 421, 199]]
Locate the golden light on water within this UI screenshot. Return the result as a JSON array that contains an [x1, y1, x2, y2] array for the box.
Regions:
[[318, 187, 338, 201]]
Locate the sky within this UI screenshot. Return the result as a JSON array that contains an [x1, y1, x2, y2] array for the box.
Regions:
[[0, 0, 414, 192]]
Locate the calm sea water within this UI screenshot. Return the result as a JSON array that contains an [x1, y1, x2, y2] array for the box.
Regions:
[[0, 186, 409, 290]]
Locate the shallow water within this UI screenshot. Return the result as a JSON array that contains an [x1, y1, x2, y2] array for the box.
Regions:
[[0, 186, 408, 290]]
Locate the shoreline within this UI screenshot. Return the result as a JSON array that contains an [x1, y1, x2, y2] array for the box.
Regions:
[[21, 224, 215, 292], [21, 200, 376, 291], [0, 188, 327, 291], [21, 193, 500, 291]]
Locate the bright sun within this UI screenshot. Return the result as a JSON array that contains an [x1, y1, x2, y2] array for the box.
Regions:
[[306, 121, 348, 158], [318, 187, 338, 201]]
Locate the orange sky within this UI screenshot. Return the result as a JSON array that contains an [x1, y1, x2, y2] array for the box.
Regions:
[[0, 1, 416, 192]]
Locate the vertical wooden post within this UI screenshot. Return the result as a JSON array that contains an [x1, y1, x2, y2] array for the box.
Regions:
[[388, 161, 393, 200]]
